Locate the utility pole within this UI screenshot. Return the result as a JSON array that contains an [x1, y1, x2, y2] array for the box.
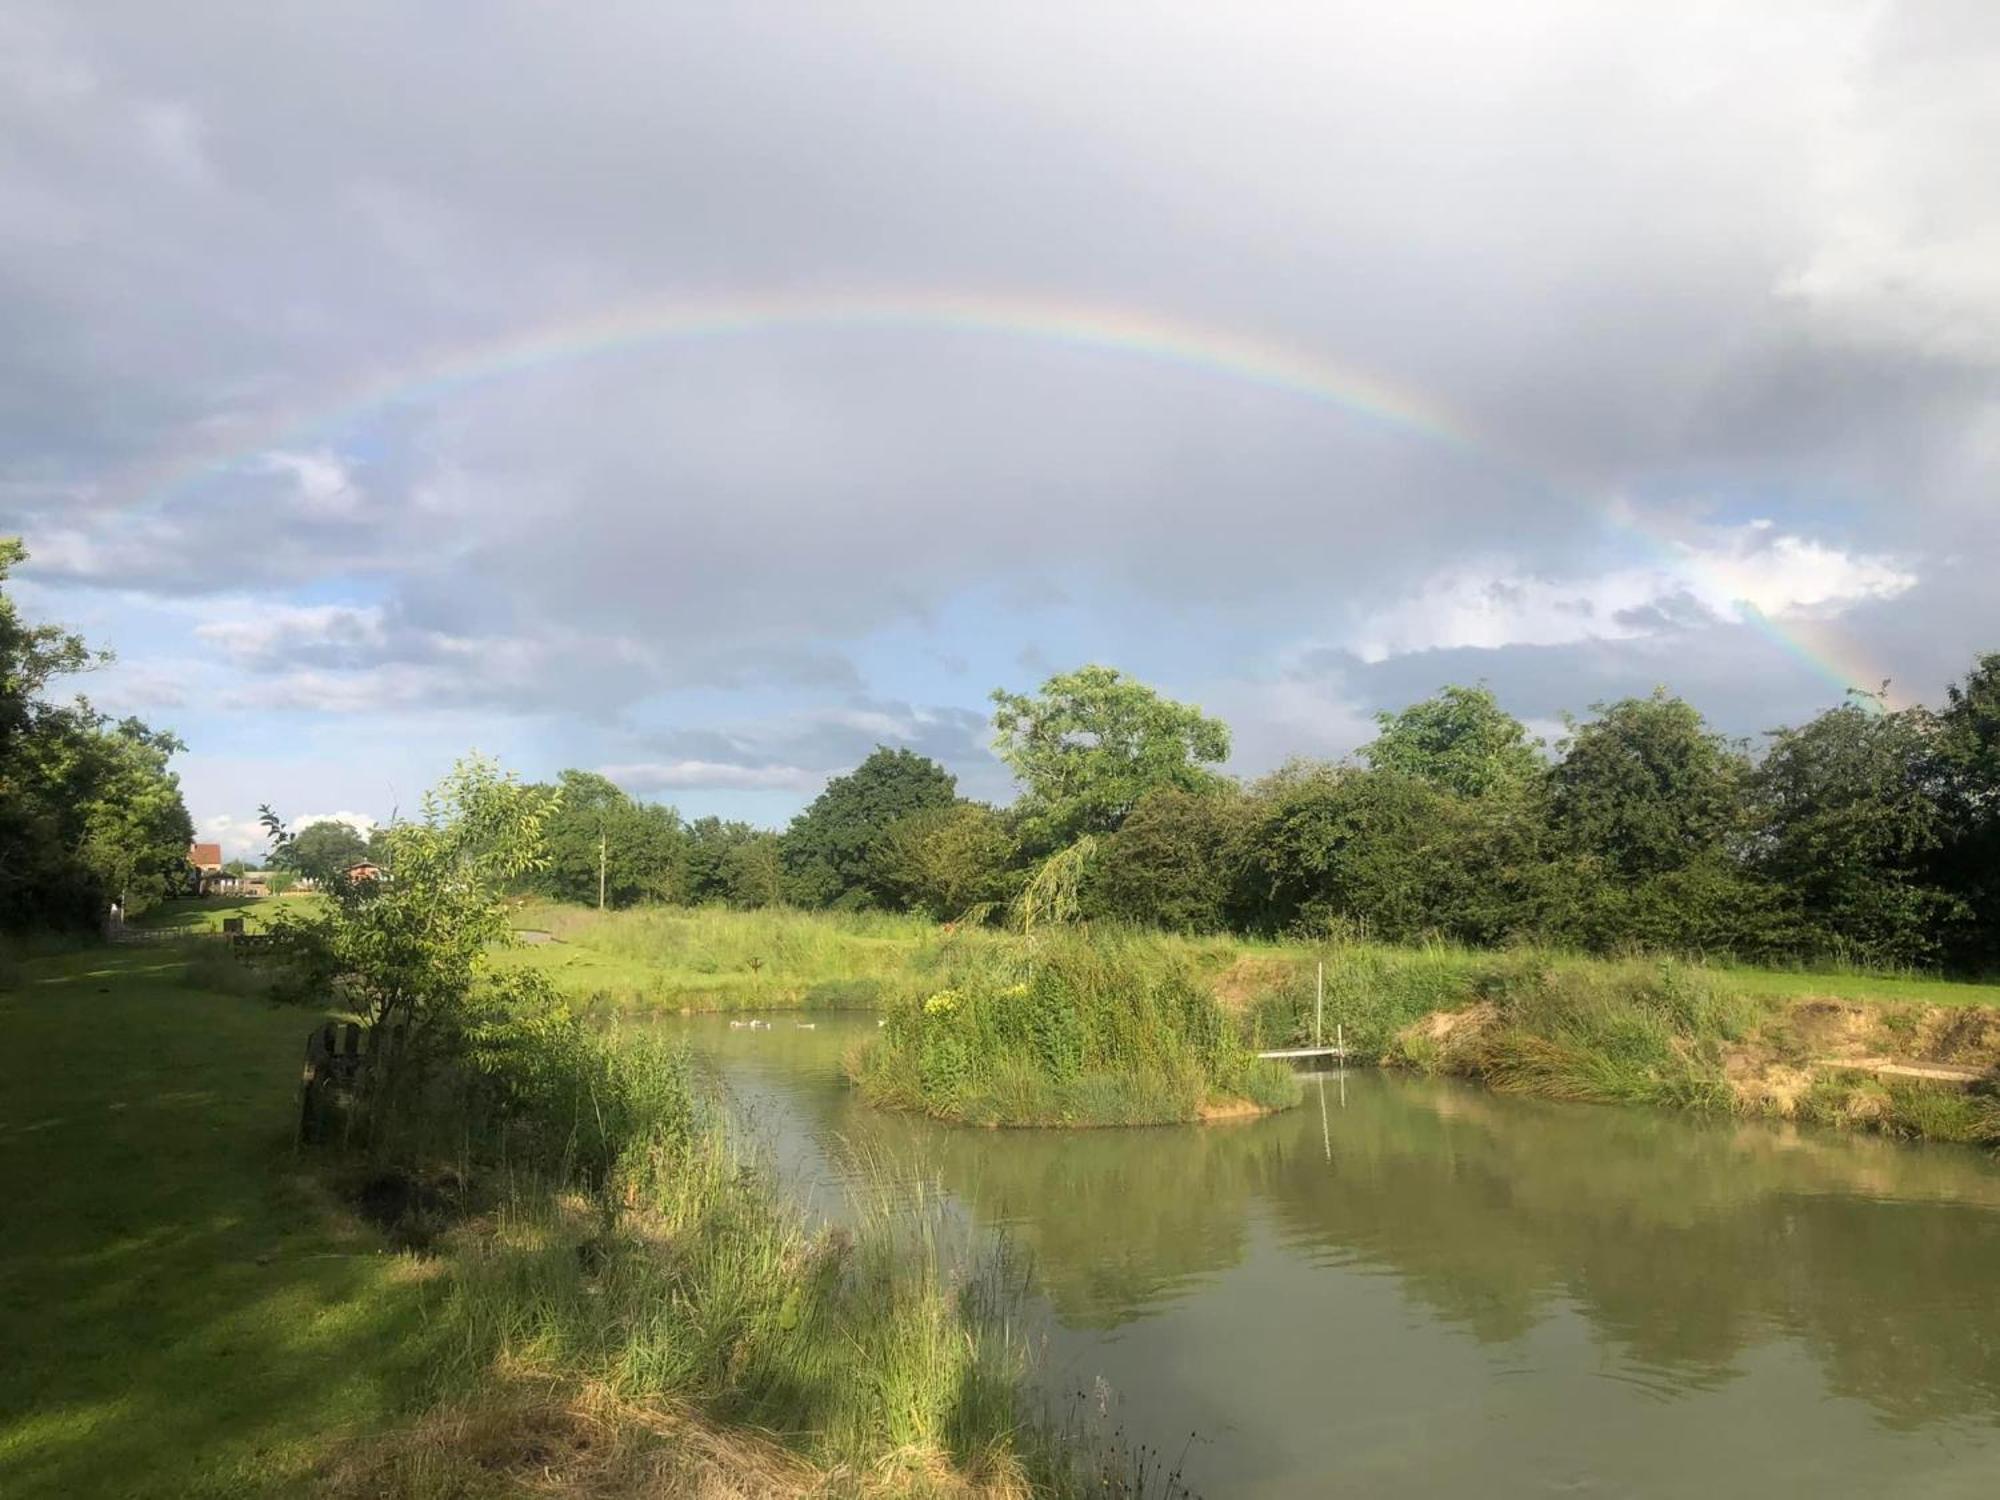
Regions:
[[598, 829, 607, 911]]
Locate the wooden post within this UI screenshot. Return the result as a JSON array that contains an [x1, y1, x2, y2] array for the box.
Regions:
[[598, 830, 607, 911], [1314, 960, 1325, 1050]]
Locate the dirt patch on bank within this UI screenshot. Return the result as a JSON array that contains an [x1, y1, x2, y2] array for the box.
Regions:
[[1211, 956, 1297, 1011], [1723, 998, 2000, 1118], [1394, 1001, 1500, 1066]]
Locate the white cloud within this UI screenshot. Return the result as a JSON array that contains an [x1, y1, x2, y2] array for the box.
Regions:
[[196, 602, 388, 666], [1352, 523, 1916, 662], [257, 449, 364, 517], [200, 811, 272, 862], [601, 760, 823, 794]]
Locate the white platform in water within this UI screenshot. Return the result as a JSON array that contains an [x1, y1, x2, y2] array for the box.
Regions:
[[1257, 1046, 1349, 1061]]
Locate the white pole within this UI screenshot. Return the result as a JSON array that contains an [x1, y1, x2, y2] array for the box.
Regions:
[[598, 830, 607, 911], [1315, 960, 1325, 1050]]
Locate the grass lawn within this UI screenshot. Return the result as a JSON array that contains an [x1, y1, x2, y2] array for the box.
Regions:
[[129, 893, 319, 935], [1709, 963, 2000, 1008], [0, 945, 433, 1500]]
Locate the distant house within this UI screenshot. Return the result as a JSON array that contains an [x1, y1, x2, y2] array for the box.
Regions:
[[346, 861, 384, 883], [188, 842, 227, 896]]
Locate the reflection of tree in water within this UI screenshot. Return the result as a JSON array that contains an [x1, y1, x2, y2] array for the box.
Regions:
[[758, 1022, 2000, 1432], [1256, 1074, 2000, 1427]]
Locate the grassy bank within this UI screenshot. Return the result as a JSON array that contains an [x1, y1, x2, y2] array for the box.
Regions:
[[1240, 945, 2000, 1146], [0, 941, 1146, 1498], [850, 930, 1301, 1127], [482, 901, 2000, 1145], [125, 897, 2000, 1145]]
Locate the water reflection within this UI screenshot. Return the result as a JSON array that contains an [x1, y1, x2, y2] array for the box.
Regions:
[[666, 1014, 2000, 1494]]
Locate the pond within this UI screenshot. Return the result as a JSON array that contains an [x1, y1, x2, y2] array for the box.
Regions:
[[665, 1013, 2000, 1498]]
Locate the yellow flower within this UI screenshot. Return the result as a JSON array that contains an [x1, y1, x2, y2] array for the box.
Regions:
[[923, 989, 961, 1016]]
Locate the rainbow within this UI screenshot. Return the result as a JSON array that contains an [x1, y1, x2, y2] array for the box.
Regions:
[[115, 287, 1890, 705]]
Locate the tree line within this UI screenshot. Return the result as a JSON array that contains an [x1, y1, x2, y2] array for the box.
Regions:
[[1, 541, 194, 928], [530, 660, 2000, 973], [10, 532, 1994, 969]]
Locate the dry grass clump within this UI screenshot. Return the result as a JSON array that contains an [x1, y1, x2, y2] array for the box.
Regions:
[[316, 1374, 857, 1499]]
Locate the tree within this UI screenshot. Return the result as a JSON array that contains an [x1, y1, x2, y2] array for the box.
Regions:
[[265, 758, 558, 1038], [1089, 785, 1245, 931], [533, 769, 685, 908], [1236, 761, 1548, 944], [781, 747, 957, 908], [991, 665, 1231, 847], [723, 831, 787, 908], [72, 720, 196, 911], [1550, 692, 1748, 881], [870, 801, 1020, 920], [1936, 654, 2000, 968], [1751, 698, 1959, 966], [279, 819, 371, 883], [1, 539, 193, 927], [1364, 685, 1542, 798], [684, 816, 764, 904]]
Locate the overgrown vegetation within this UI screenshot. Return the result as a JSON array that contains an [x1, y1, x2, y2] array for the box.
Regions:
[[499, 898, 1010, 1011], [250, 757, 1151, 1496], [1238, 942, 2000, 1144], [851, 930, 1300, 1126]]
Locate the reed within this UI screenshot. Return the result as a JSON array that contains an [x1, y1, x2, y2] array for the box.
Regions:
[[850, 927, 1300, 1127]]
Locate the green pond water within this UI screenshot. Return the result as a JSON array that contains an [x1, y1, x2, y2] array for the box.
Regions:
[[667, 1013, 2000, 1498]]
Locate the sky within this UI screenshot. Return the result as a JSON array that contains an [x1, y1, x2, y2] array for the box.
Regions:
[[5, 1, 1997, 858]]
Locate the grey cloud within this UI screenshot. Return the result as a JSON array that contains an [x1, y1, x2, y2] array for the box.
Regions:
[[621, 699, 1007, 807], [1, 0, 1994, 782]]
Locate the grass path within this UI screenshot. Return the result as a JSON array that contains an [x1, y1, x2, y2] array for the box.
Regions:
[[0, 947, 434, 1499]]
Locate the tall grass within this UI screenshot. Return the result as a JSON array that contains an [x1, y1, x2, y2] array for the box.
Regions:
[[339, 1008, 1104, 1492], [852, 928, 1300, 1127], [1243, 945, 1763, 1112]]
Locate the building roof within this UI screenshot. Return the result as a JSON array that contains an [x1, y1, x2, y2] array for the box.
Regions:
[[189, 842, 224, 869]]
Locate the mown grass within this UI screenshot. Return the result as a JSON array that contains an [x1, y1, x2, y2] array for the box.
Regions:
[[0, 939, 1174, 1498], [1710, 962, 2000, 1008], [0, 946, 438, 1500], [129, 893, 320, 934], [850, 929, 1301, 1127]]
